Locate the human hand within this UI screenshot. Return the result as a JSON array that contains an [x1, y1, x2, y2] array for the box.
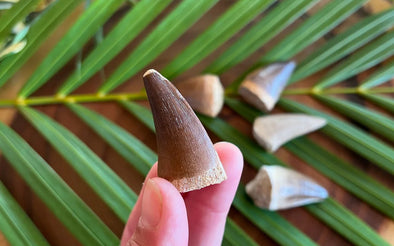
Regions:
[[120, 142, 243, 246]]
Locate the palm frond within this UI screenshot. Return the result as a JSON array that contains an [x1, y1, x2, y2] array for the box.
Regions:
[[18, 0, 124, 98], [0, 122, 118, 245], [0, 0, 393, 245], [0, 0, 40, 43], [19, 106, 137, 221], [0, 0, 83, 87], [56, 0, 172, 97], [225, 97, 394, 219], [279, 98, 394, 174], [0, 181, 49, 246]]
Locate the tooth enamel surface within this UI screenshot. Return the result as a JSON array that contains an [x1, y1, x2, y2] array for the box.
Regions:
[[246, 165, 328, 211], [253, 113, 327, 152]]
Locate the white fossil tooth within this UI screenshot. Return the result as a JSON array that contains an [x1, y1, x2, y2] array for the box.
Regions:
[[253, 113, 327, 152], [238, 61, 296, 112], [246, 165, 328, 211], [176, 74, 224, 117]]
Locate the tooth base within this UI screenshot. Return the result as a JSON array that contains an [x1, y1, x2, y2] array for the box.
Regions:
[[169, 161, 227, 193]]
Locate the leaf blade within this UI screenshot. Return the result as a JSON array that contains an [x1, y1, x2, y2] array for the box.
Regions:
[[0, 0, 83, 88], [57, 0, 172, 96], [0, 122, 118, 245], [315, 31, 394, 89], [0, 181, 50, 246], [19, 106, 136, 222], [315, 94, 394, 142], [67, 102, 156, 176], [224, 98, 394, 219], [205, 0, 318, 74], [359, 59, 394, 89], [0, 0, 40, 42], [98, 0, 219, 94], [198, 110, 390, 246], [290, 9, 394, 84], [223, 218, 259, 246], [279, 98, 394, 174], [161, 0, 275, 79], [362, 94, 394, 114], [18, 0, 124, 98], [260, 0, 366, 64]]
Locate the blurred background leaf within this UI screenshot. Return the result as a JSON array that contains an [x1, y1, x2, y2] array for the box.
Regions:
[[0, 0, 393, 245]]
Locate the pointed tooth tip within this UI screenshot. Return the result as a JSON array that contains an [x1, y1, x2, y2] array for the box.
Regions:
[[143, 69, 160, 77], [143, 69, 168, 83]]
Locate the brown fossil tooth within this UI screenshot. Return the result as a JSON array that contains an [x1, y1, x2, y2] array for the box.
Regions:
[[238, 61, 296, 112], [246, 165, 328, 211], [176, 74, 224, 117], [143, 69, 227, 192]]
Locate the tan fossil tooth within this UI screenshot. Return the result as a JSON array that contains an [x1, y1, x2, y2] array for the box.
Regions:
[[238, 61, 296, 112], [143, 69, 227, 192], [246, 165, 328, 211], [176, 74, 224, 117], [253, 113, 326, 152]]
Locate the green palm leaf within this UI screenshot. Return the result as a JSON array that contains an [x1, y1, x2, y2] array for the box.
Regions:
[[259, 0, 365, 64], [0, 0, 83, 88], [19, 106, 137, 221], [0, 0, 393, 245], [359, 59, 394, 89], [18, 0, 124, 98], [0, 0, 40, 42], [225, 97, 394, 219], [315, 95, 394, 142], [197, 113, 388, 246], [161, 0, 275, 78], [363, 94, 394, 113], [57, 0, 172, 96], [98, 0, 218, 94], [0, 181, 49, 246], [0, 122, 118, 245], [279, 98, 394, 174], [205, 0, 318, 74], [314, 31, 394, 90], [290, 9, 394, 84]]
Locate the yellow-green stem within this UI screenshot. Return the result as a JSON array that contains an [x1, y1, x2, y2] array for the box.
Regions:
[[0, 87, 392, 108], [0, 91, 148, 107]]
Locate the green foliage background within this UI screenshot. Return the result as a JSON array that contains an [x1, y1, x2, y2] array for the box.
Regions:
[[0, 0, 393, 245]]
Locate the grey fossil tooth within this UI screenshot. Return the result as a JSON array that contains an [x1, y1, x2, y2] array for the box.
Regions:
[[246, 165, 329, 211], [253, 113, 327, 152], [143, 69, 227, 193], [176, 74, 224, 117], [238, 61, 296, 112]]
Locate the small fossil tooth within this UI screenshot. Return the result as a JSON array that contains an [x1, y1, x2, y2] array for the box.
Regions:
[[176, 74, 224, 117], [238, 61, 296, 112], [253, 113, 326, 152], [143, 69, 227, 193], [246, 165, 328, 211]]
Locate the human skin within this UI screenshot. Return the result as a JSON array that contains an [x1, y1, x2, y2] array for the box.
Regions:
[[121, 142, 244, 246]]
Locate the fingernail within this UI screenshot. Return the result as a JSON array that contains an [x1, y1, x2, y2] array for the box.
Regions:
[[140, 179, 162, 228]]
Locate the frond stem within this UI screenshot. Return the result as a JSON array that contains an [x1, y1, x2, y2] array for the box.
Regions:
[[0, 87, 391, 108], [0, 91, 147, 107]]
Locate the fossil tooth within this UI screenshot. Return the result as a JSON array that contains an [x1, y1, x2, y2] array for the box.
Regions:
[[253, 113, 326, 152], [176, 74, 224, 117], [238, 61, 296, 111], [246, 165, 328, 211], [143, 69, 227, 192]]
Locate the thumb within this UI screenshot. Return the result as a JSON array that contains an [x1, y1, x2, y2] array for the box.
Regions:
[[127, 177, 188, 246]]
